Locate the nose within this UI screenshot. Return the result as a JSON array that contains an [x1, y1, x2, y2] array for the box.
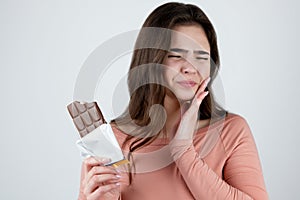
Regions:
[[181, 59, 197, 74]]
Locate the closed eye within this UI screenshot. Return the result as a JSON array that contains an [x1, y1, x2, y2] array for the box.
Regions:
[[196, 57, 209, 60], [168, 55, 182, 58]]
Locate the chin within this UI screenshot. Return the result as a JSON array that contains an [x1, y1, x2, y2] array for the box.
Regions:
[[165, 87, 195, 102], [175, 92, 195, 102]]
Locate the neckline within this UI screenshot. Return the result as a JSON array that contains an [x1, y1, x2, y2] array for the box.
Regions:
[[111, 113, 231, 146]]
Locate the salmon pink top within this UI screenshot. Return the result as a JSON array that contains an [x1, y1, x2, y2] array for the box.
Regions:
[[113, 113, 268, 200]]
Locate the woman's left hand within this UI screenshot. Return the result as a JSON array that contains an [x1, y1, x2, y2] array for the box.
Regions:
[[174, 76, 211, 140]]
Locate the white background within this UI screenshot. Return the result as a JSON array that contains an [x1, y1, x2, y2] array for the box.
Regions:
[[1, 0, 299, 199]]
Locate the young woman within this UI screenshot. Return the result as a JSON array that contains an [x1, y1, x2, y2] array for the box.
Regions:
[[78, 2, 268, 200]]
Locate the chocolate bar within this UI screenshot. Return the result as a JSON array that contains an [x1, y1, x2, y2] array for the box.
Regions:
[[67, 101, 106, 138]]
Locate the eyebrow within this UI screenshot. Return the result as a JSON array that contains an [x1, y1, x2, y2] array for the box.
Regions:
[[169, 48, 209, 55]]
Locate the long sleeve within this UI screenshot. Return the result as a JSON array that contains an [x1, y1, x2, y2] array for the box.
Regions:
[[170, 115, 268, 200]]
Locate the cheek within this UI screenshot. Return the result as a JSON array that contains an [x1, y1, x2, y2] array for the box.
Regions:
[[196, 61, 210, 78], [163, 60, 181, 81], [163, 67, 176, 83]]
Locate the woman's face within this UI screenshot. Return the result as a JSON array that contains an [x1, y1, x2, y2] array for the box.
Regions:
[[163, 25, 211, 101]]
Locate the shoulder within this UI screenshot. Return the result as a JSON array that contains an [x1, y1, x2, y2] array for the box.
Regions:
[[223, 113, 251, 132], [220, 113, 256, 155], [206, 112, 251, 138]]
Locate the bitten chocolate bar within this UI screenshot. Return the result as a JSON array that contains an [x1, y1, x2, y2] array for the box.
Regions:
[[67, 101, 129, 167], [67, 101, 106, 138]]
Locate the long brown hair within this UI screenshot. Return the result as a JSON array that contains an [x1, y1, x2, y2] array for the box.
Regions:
[[112, 2, 227, 183]]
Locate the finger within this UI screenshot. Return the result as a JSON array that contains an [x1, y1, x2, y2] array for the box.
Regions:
[[89, 183, 120, 199], [80, 157, 103, 189], [180, 77, 210, 115], [85, 174, 121, 194], [86, 165, 120, 184], [192, 77, 210, 106], [80, 157, 112, 189], [196, 91, 209, 103], [196, 77, 210, 96], [186, 90, 209, 116], [82, 157, 111, 175]]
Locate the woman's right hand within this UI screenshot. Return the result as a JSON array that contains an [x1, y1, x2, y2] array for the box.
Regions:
[[78, 156, 121, 200]]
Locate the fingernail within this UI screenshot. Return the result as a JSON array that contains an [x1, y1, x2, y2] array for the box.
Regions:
[[115, 168, 121, 173], [115, 175, 121, 179], [204, 91, 209, 97], [116, 182, 121, 186], [97, 157, 111, 163]]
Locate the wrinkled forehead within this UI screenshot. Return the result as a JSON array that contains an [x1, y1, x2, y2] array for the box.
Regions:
[[134, 27, 210, 53], [170, 27, 210, 52]]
